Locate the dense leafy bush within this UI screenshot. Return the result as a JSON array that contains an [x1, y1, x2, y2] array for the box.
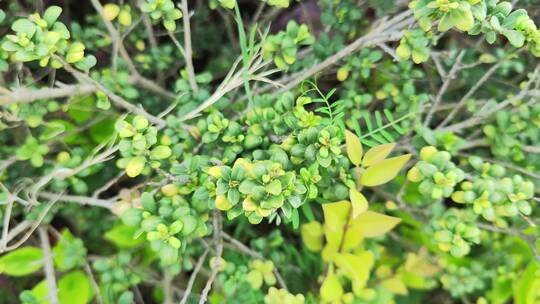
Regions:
[[0, 0, 540, 303]]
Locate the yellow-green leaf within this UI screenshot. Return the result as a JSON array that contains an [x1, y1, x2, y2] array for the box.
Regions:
[[362, 143, 396, 167], [102, 3, 120, 21], [514, 261, 540, 304], [301, 221, 324, 252], [58, 271, 94, 304], [382, 276, 408, 295], [333, 252, 373, 289], [215, 194, 233, 211], [349, 189, 368, 218], [320, 272, 343, 302], [0, 247, 43, 276], [345, 130, 362, 166], [126, 156, 145, 178], [360, 154, 411, 187], [351, 211, 401, 238], [404, 251, 439, 277], [322, 201, 350, 248], [104, 223, 145, 249]]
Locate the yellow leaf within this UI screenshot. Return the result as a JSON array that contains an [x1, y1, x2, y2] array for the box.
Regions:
[[215, 195, 233, 211], [382, 276, 408, 295], [361, 154, 411, 187], [207, 166, 223, 178], [351, 211, 401, 238], [320, 272, 343, 302], [362, 143, 396, 167], [126, 156, 145, 178], [321, 243, 339, 262], [242, 197, 256, 211], [345, 130, 363, 166], [337, 66, 349, 81], [404, 250, 439, 277], [341, 229, 364, 251], [333, 252, 374, 288], [322, 201, 350, 248], [349, 188, 368, 218], [103, 3, 120, 21], [301, 221, 323, 252]]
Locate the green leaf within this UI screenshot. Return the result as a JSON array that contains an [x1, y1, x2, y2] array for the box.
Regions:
[[503, 29, 525, 47], [351, 211, 401, 238], [267, 0, 290, 8], [345, 129, 362, 166], [104, 223, 145, 248], [438, 4, 474, 32], [150, 145, 172, 160], [514, 261, 540, 304], [455, 4, 475, 31], [218, 0, 236, 9], [67, 95, 94, 123], [362, 143, 396, 167], [43, 6, 62, 26], [74, 55, 97, 70], [438, 12, 457, 32], [133, 115, 149, 130], [58, 271, 93, 304], [12, 19, 36, 36], [52, 229, 86, 271], [361, 154, 411, 187], [0, 247, 43, 276], [265, 179, 282, 195], [349, 188, 368, 218], [141, 192, 156, 212]]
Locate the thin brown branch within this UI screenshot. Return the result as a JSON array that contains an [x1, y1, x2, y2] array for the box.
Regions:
[[0, 84, 95, 106], [180, 247, 209, 304], [181, 0, 198, 92], [39, 192, 113, 210], [38, 227, 59, 304], [198, 211, 223, 304], [424, 50, 466, 127]]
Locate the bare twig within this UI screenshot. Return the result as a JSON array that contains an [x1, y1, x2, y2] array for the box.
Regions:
[[523, 145, 540, 154], [438, 89, 540, 133], [276, 12, 415, 93], [0, 183, 15, 251], [198, 212, 223, 304], [163, 269, 174, 304], [0, 84, 95, 106], [179, 54, 273, 122], [180, 247, 209, 304], [181, 0, 198, 92], [438, 60, 505, 128], [90, 0, 176, 100], [38, 227, 59, 304], [424, 50, 466, 127], [85, 263, 103, 304], [39, 192, 113, 210], [59, 59, 167, 127]]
